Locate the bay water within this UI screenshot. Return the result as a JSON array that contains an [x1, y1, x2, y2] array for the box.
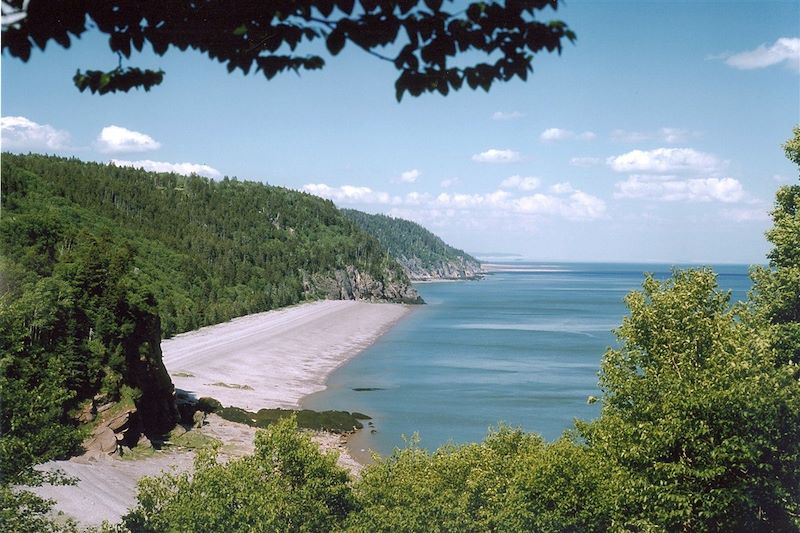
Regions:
[[303, 263, 753, 457]]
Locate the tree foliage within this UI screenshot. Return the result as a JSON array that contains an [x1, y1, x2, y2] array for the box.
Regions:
[[124, 416, 354, 532], [1, 0, 575, 100], [579, 269, 799, 530]]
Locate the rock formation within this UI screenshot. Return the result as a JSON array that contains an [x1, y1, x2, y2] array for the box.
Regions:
[[121, 299, 179, 437], [397, 256, 483, 281], [303, 266, 423, 304]]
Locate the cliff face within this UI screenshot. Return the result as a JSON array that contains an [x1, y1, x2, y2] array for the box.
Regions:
[[398, 256, 483, 281], [303, 266, 423, 304]]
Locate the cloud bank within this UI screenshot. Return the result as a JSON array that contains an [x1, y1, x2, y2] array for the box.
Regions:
[[111, 159, 221, 178], [614, 175, 744, 203], [1, 116, 70, 151], [607, 148, 723, 174], [303, 182, 606, 221]]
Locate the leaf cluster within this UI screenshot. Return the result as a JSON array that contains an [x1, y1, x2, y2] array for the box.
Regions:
[[2, 1, 575, 99]]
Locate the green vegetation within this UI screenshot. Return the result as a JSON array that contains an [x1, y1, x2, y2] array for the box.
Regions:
[[124, 417, 354, 533], [217, 406, 369, 434], [2, 153, 410, 338], [121, 129, 800, 531], [343, 209, 481, 279]]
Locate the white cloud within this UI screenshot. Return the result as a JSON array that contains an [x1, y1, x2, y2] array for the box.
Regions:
[[434, 187, 605, 220], [97, 125, 161, 153], [399, 169, 420, 183], [1, 116, 70, 151], [440, 177, 460, 188], [492, 111, 524, 121], [472, 148, 521, 163], [549, 182, 575, 194], [111, 159, 221, 179], [723, 37, 800, 70], [614, 175, 744, 203], [773, 174, 792, 183], [512, 191, 606, 220], [472, 148, 522, 163], [540, 128, 596, 142], [607, 148, 723, 174], [303, 183, 394, 204], [435, 192, 499, 209], [569, 156, 601, 167], [303, 181, 605, 221], [500, 175, 541, 191]]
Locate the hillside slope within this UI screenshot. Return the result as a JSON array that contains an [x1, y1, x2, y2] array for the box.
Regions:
[[342, 209, 481, 281], [3, 154, 420, 336], [0, 153, 419, 477]]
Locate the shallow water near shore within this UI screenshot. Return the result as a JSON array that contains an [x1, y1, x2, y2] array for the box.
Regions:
[[304, 263, 753, 458]]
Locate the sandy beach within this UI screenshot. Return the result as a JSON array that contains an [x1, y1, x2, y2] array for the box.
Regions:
[[31, 300, 411, 528], [162, 299, 410, 410]]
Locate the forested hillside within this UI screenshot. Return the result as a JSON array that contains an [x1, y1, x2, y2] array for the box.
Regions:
[[0, 153, 418, 487], [2, 154, 419, 336], [343, 209, 481, 280]]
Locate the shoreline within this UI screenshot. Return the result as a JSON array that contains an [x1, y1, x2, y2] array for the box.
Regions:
[[162, 299, 412, 411], [31, 299, 413, 528]]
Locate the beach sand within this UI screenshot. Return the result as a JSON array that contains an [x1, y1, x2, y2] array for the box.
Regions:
[[30, 300, 410, 528], [162, 299, 410, 410]]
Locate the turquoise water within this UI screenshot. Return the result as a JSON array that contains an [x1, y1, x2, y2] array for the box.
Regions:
[[303, 263, 753, 456]]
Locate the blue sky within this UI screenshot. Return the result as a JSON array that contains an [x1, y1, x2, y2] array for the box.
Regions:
[[2, 1, 798, 263]]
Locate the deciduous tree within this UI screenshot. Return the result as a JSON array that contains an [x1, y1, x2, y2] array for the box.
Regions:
[[1, 0, 575, 100]]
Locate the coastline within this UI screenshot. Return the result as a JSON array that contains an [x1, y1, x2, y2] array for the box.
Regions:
[[31, 299, 413, 528], [162, 299, 412, 410]]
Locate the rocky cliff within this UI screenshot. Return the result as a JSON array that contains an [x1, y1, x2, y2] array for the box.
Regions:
[[303, 266, 423, 304], [398, 256, 483, 281]]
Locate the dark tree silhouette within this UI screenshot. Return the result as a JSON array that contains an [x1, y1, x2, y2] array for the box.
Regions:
[[1, 0, 575, 100]]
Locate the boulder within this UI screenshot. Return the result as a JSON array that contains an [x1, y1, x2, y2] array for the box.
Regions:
[[193, 410, 206, 428], [84, 426, 118, 457], [106, 409, 134, 433]]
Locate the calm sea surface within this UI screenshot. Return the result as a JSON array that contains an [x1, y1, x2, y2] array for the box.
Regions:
[[303, 263, 753, 457]]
